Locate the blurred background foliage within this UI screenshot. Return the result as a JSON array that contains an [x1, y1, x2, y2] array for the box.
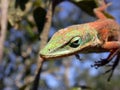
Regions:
[[1, 0, 120, 90]]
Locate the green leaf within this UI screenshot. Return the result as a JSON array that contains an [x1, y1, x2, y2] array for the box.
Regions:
[[52, 0, 65, 12], [103, 12, 115, 19], [70, 0, 97, 16], [71, 87, 82, 90], [15, 0, 29, 11], [33, 7, 47, 34]]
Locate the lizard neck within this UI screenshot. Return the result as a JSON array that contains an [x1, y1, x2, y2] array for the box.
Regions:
[[89, 19, 120, 42], [89, 19, 117, 30]]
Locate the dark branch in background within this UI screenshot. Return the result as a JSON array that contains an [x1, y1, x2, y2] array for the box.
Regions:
[[0, 0, 9, 63], [32, 1, 52, 90]]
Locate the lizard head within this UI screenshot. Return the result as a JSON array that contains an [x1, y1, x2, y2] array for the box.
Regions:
[[40, 24, 101, 59]]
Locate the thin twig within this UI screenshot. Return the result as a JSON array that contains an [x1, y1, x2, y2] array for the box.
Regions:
[[32, 1, 52, 90], [39, 2, 52, 50], [32, 57, 44, 90], [36, 0, 52, 78], [0, 0, 9, 63]]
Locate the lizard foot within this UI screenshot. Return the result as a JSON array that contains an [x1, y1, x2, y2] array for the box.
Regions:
[[91, 48, 120, 68], [91, 58, 111, 69], [104, 53, 120, 81], [91, 48, 120, 81]]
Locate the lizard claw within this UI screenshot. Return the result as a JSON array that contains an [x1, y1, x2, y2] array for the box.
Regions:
[[92, 48, 120, 68], [75, 54, 82, 61], [104, 53, 120, 81], [92, 58, 110, 68], [92, 49, 120, 81]]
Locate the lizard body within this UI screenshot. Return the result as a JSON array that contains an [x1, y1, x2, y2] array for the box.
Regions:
[[40, 2, 120, 78]]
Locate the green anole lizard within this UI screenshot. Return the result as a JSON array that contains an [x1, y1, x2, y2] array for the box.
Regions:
[[40, 2, 120, 80]]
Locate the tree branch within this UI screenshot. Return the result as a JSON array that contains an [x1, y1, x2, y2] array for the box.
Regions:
[[0, 0, 9, 62], [32, 1, 52, 90]]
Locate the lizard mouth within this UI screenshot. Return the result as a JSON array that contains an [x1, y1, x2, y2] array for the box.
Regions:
[[40, 44, 108, 60], [40, 50, 73, 59], [40, 45, 89, 60]]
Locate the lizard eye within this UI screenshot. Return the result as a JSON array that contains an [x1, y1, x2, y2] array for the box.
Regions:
[[69, 36, 82, 48]]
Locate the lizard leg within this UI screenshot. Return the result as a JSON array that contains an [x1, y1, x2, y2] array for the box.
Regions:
[[92, 41, 120, 67], [102, 41, 120, 50], [94, 2, 112, 19], [105, 52, 120, 81]]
